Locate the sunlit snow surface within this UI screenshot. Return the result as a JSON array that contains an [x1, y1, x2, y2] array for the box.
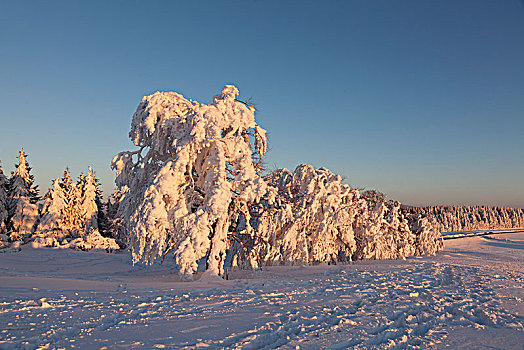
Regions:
[[1, 234, 523, 349]]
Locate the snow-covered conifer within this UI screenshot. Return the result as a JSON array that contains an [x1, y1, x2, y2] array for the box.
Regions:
[[0, 161, 9, 233], [80, 166, 103, 232], [37, 178, 68, 233], [112, 85, 268, 275], [9, 148, 39, 202], [77, 172, 85, 194], [106, 188, 126, 246], [32, 168, 120, 251], [60, 168, 83, 233], [8, 148, 39, 238]]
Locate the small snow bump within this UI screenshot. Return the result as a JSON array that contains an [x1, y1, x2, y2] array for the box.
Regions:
[[39, 298, 51, 308]]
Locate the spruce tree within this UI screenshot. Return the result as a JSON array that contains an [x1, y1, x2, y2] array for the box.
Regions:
[[9, 148, 39, 203], [8, 148, 40, 238], [77, 172, 85, 197], [106, 188, 125, 245], [38, 178, 68, 233], [92, 171, 106, 232], [0, 161, 9, 233], [107, 188, 122, 223], [60, 168, 83, 234], [80, 166, 104, 232]]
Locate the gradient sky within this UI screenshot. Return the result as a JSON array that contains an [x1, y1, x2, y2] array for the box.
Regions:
[[1, 0, 523, 207]]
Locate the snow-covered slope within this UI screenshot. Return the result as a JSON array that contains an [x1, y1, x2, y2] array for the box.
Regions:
[[1, 233, 523, 349]]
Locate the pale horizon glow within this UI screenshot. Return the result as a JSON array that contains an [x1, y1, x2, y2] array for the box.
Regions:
[[1, 1, 523, 207]]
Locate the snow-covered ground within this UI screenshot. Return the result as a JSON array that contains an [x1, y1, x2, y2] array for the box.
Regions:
[[1, 233, 523, 350]]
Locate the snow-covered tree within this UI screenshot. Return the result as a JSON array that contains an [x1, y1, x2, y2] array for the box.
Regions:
[[9, 195, 38, 238], [386, 201, 416, 258], [111, 85, 448, 271], [410, 215, 443, 256], [241, 165, 443, 266], [37, 166, 106, 238], [8, 148, 39, 238], [354, 200, 390, 260], [37, 178, 68, 233], [32, 167, 120, 251], [245, 165, 361, 267], [80, 166, 104, 232], [0, 161, 9, 233], [112, 85, 268, 275], [59, 168, 83, 233], [77, 172, 85, 192], [9, 148, 39, 202], [106, 188, 126, 246]]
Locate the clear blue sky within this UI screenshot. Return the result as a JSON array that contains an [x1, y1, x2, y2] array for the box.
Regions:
[[1, 0, 523, 207]]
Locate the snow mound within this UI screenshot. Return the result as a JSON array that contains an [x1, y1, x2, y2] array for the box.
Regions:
[[31, 230, 120, 252], [69, 230, 120, 251], [0, 234, 21, 253]]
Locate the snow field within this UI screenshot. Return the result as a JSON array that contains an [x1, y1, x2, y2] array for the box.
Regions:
[[1, 233, 523, 349]]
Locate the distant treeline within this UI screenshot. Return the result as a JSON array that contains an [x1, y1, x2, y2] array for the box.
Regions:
[[406, 205, 524, 232]]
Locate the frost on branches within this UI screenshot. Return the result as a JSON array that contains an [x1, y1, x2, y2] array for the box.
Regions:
[[352, 199, 417, 261], [112, 85, 268, 275]]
